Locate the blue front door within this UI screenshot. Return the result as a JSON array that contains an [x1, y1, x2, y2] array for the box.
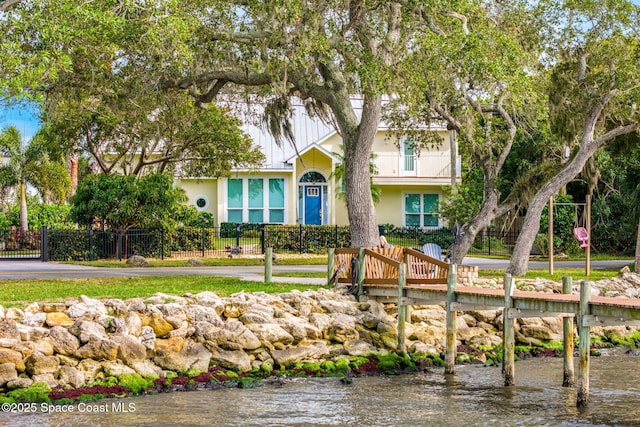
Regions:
[[304, 186, 322, 225]]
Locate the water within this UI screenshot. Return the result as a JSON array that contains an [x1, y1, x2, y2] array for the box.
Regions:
[[3, 353, 639, 426]]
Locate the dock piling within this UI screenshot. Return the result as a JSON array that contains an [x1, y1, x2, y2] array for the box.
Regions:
[[562, 276, 575, 387], [503, 273, 515, 386], [577, 280, 592, 408], [445, 264, 458, 375]]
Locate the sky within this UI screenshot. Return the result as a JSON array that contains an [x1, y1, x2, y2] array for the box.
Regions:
[[0, 102, 41, 142]]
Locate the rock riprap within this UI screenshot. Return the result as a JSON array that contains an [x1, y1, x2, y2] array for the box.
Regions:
[[1, 273, 639, 391]]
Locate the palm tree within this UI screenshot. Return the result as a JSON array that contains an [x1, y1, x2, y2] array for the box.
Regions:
[[0, 126, 70, 231]]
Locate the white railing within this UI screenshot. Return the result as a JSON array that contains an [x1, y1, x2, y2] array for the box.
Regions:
[[373, 153, 461, 178]]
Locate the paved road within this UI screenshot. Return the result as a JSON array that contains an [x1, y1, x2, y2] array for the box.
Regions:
[[0, 257, 632, 282], [0, 261, 329, 284]]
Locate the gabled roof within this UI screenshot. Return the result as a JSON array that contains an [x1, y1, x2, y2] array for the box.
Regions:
[[284, 142, 342, 165]]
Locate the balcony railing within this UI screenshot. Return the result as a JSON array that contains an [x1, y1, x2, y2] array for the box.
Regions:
[[373, 153, 461, 178]]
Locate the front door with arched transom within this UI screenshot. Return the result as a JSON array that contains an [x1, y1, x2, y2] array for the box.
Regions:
[[299, 171, 327, 225]]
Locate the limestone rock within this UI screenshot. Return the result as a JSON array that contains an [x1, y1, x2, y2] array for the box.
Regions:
[[125, 312, 143, 337], [150, 313, 174, 338], [68, 320, 107, 343], [23, 312, 47, 328], [4, 308, 24, 322], [126, 255, 148, 267], [67, 296, 107, 319], [187, 258, 203, 266], [77, 359, 103, 382], [343, 339, 377, 356], [17, 324, 50, 341], [276, 316, 322, 342], [33, 338, 54, 357], [0, 318, 21, 342], [56, 366, 85, 387], [184, 305, 223, 327], [45, 312, 74, 327], [111, 334, 147, 366], [43, 303, 67, 313], [140, 326, 156, 349], [25, 352, 60, 376], [0, 349, 25, 372], [0, 363, 18, 386], [245, 323, 294, 345], [324, 314, 359, 343], [153, 340, 211, 373], [207, 346, 252, 372], [102, 361, 137, 377], [155, 337, 184, 355], [130, 360, 162, 377], [270, 342, 330, 366], [31, 373, 57, 387], [49, 326, 80, 356], [75, 336, 119, 360]]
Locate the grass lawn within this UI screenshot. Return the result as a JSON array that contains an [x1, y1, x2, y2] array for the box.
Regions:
[[0, 275, 329, 308]]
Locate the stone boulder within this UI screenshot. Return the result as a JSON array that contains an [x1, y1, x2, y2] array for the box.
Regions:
[[153, 340, 211, 373], [111, 334, 147, 366], [245, 323, 294, 346], [206, 346, 252, 372], [45, 312, 75, 327], [68, 320, 107, 343], [0, 348, 26, 372], [56, 366, 85, 387], [75, 336, 119, 360], [270, 342, 330, 366], [126, 255, 149, 267], [0, 363, 18, 387], [25, 352, 60, 376], [48, 327, 79, 358]]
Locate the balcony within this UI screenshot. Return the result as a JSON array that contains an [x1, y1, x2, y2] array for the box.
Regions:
[[372, 153, 461, 182]]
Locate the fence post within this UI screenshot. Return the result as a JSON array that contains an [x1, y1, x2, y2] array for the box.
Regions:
[[89, 229, 94, 261], [488, 229, 492, 256], [200, 224, 204, 258], [357, 247, 365, 297], [261, 227, 266, 254], [265, 247, 273, 283], [335, 225, 338, 249], [327, 248, 335, 285], [161, 229, 165, 260], [40, 226, 48, 262], [299, 224, 303, 254]]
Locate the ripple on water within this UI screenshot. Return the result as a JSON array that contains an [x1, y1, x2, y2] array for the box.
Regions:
[[1, 355, 639, 427]]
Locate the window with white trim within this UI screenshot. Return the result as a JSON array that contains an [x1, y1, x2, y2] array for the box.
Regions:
[[226, 178, 285, 223], [404, 193, 439, 227]]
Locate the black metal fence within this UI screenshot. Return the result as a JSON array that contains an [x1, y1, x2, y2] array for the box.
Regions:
[[39, 223, 519, 261], [0, 228, 42, 259]]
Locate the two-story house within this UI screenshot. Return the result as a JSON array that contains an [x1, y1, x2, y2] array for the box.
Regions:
[[177, 98, 461, 229]]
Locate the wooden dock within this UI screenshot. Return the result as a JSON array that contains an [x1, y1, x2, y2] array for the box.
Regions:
[[329, 247, 640, 408]]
